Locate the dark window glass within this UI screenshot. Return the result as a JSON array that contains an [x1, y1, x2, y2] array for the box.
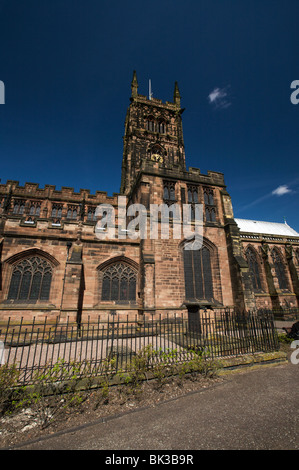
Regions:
[[52, 205, 62, 218], [13, 200, 26, 215], [202, 247, 213, 299], [7, 270, 21, 299], [19, 270, 31, 299], [101, 277, 110, 301], [184, 246, 214, 301], [163, 181, 176, 201], [40, 272, 52, 300], [29, 272, 42, 300], [147, 118, 155, 132], [246, 248, 262, 291], [159, 121, 166, 133], [87, 208, 96, 221], [271, 250, 288, 290], [205, 207, 211, 222], [204, 189, 214, 205]]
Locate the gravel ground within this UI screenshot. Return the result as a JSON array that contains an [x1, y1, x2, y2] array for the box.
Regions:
[[1, 355, 298, 450]]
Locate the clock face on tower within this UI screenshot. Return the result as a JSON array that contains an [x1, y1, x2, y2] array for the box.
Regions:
[[151, 153, 164, 164]]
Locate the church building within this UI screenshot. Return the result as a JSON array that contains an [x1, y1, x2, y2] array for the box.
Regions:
[[0, 71, 298, 322]]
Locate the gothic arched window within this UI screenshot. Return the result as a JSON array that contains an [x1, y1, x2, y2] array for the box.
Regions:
[[101, 262, 137, 302], [13, 200, 25, 215], [245, 247, 262, 291], [87, 207, 96, 222], [183, 246, 214, 301], [67, 206, 78, 220], [205, 207, 216, 222], [158, 120, 166, 134], [29, 203, 41, 216], [204, 188, 217, 222], [147, 116, 155, 132], [163, 180, 176, 202], [51, 204, 62, 218], [8, 256, 53, 301], [187, 185, 199, 203], [271, 249, 288, 290], [204, 188, 214, 206]]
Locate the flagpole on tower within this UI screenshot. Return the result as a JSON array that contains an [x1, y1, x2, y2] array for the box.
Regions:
[[149, 79, 153, 100]]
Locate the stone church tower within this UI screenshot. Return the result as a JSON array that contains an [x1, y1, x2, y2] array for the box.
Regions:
[[120, 71, 186, 195]]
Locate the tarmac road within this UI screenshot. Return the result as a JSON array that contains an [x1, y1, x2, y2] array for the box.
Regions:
[[7, 360, 299, 451]]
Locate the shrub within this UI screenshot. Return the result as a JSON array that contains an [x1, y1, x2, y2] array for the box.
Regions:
[[0, 363, 20, 416]]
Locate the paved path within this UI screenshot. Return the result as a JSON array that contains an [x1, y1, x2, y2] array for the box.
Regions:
[[9, 361, 299, 450]]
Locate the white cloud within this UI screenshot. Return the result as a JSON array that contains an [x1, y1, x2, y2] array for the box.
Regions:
[[208, 86, 231, 109], [272, 185, 292, 196]]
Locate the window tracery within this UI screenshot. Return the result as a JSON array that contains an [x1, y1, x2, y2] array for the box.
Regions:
[[101, 262, 137, 302], [8, 256, 53, 301]]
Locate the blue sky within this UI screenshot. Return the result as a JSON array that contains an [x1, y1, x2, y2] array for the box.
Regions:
[[0, 0, 298, 231]]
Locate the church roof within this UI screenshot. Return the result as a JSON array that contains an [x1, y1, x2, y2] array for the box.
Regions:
[[235, 218, 299, 237]]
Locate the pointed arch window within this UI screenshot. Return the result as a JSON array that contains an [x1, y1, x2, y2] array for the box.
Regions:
[[271, 249, 288, 290], [13, 200, 25, 215], [51, 204, 63, 218], [7, 256, 53, 301], [101, 262, 137, 302], [204, 188, 217, 222], [183, 245, 214, 301], [87, 207, 96, 222], [205, 207, 216, 222], [245, 247, 262, 291], [147, 116, 155, 132], [158, 120, 166, 134], [67, 206, 77, 220], [163, 180, 176, 202], [204, 188, 214, 206], [29, 202, 41, 217], [187, 185, 199, 204]]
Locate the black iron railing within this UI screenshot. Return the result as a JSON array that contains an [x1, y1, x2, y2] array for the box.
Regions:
[[0, 309, 279, 385]]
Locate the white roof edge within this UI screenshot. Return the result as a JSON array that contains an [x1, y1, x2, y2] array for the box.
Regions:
[[234, 218, 299, 237]]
